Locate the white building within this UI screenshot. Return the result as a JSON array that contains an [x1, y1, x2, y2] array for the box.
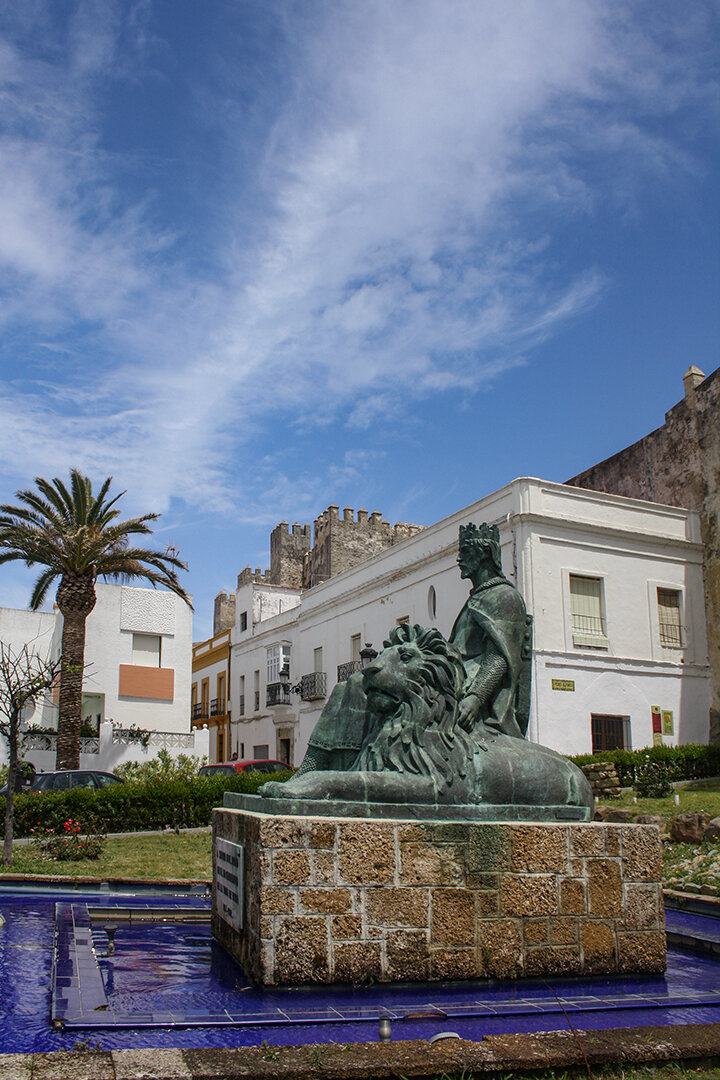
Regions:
[[0, 582, 207, 773], [227, 479, 710, 765]]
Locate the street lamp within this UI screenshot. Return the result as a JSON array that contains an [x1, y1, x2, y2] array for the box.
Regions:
[[359, 643, 378, 669], [278, 664, 303, 695]]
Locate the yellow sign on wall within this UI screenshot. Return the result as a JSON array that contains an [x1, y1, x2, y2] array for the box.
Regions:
[[551, 679, 575, 692], [662, 710, 674, 736]]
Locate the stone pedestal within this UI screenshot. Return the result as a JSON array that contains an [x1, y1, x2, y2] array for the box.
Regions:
[[212, 808, 666, 986]]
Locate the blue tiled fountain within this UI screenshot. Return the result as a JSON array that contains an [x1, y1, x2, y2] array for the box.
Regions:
[[1, 884, 720, 1054]]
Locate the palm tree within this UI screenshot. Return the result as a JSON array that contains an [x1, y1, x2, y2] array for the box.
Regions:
[[0, 470, 192, 769]]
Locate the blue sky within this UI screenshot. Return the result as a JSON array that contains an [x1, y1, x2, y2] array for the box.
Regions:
[[0, 0, 718, 638]]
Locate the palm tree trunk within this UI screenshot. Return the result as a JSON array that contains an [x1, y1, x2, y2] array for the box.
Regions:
[[56, 607, 90, 769], [55, 573, 96, 770]]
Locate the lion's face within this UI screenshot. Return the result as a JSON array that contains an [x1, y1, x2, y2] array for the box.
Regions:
[[362, 640, 427, 715], [361, 624, 465, 720]]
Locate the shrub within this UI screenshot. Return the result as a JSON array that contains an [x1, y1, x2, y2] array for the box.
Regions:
[[30, 817, 106, 861], [1, 767, 292, 838], [568, 743, 720, 787], [634, 759, 674, 799], [115, 749, 206, 784]]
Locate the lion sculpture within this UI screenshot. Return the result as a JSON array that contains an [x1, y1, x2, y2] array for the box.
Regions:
[[260, 623, 593, 814]]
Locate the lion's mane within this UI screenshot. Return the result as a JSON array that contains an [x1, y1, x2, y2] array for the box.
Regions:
[[353, 624, 473, 792]]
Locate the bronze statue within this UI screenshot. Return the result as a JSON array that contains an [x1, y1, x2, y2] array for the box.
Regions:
[[260, 523, 593, 818]]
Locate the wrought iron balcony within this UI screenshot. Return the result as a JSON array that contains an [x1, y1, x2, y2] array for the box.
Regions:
[[300, 671, 327, 701], [337, 660, 362, 683], [210, 698, 226, 717], [266, 682, 291, 707], [192, 703, 207, 720]]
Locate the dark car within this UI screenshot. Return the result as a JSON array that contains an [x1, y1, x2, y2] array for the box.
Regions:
[[29, 770, 124, 792], [199, 759, 292, 778]]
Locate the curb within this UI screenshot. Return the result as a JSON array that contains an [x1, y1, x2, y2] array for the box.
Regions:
[[1, 1024, 720, 1079]]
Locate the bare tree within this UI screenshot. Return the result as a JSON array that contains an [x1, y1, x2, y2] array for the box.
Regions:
[[0, 642, 62, 864]]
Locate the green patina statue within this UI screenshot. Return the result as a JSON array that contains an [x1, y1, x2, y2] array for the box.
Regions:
[[259, 523, 593, 819]]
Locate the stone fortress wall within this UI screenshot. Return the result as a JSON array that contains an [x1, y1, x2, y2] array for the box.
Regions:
[[567, 365, 720, 741], [213, 506, 424, 634]]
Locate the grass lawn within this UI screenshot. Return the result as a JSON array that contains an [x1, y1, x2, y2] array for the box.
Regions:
[[3, 830, 212, 880], [599, 777, 720, 820]]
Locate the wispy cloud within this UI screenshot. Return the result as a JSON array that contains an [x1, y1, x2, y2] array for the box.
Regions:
[[0, 0, 716, 523]]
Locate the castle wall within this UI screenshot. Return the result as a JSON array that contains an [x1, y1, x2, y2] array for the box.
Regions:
[[304, 504, 424, 588], [213, 590, 236, 635], [270, 521, 311, 589]]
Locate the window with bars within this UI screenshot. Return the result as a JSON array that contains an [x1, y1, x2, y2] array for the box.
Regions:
[[569, 575, 608, 649], [591, 714, 630, 753], [657, 588, 684, 648]]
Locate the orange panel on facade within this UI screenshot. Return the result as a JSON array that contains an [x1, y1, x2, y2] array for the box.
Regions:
[[118, 664, 174, 701]]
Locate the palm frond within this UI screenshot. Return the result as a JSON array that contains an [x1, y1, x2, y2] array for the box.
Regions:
[[36, 476, 75, 523], [70, 469, 91, 527], [1, 490, 64, 530], [30, 567, 60, 610]]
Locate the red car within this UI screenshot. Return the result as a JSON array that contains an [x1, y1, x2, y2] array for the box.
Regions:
[[198, 759, 292, 778]]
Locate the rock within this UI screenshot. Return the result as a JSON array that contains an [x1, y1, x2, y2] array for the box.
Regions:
[[604, 809, 635, 823], [634, 815, 667, 830], [703, 816, 720, 842], [670, 813, 712, 844]]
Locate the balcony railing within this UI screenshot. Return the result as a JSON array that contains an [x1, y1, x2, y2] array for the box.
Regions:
[[210, 698, 226, 717], [192, 703, 208, 721], [266, 683, 291, 707], [300, 671, 327, 701], [337, 660, 362, 683]]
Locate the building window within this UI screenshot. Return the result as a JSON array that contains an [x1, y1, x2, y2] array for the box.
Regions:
[[217, 731, 225, 763], [253, 744, 269, 760], [239, 611, 248, 632], [267, 643, 291, 683], [314, 646, 323, 673], [201, 678, 209, 717], [132, 632, 161, 666], [569, 575, 608, 649], [591, 714, 630, 753], [253, 670, 260, 712], [238, 675, 245, 716], [427, 586, 437, 623], [350, 634, 361, 663], [217, 672, 226, 713], [657, 588, 683, 648]]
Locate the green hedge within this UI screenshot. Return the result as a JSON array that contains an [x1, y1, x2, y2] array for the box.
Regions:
[[568, 743, 720, 787], [1, 769, 292, 839]]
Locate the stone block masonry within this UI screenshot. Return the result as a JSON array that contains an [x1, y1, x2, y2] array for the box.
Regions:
[[212, 810, 666, 985]]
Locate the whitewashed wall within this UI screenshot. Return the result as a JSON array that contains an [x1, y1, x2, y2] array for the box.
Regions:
[[229, 479, 711, 763]]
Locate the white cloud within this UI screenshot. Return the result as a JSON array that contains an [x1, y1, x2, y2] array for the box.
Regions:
[[0, 0, 715, 522]]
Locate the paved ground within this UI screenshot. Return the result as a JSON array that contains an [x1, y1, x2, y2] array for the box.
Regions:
[[1, 1024, 720, 1079]]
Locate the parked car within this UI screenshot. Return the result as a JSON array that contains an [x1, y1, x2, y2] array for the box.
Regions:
[[28, 770, 123, 792], [198, 759, 292, 778]]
